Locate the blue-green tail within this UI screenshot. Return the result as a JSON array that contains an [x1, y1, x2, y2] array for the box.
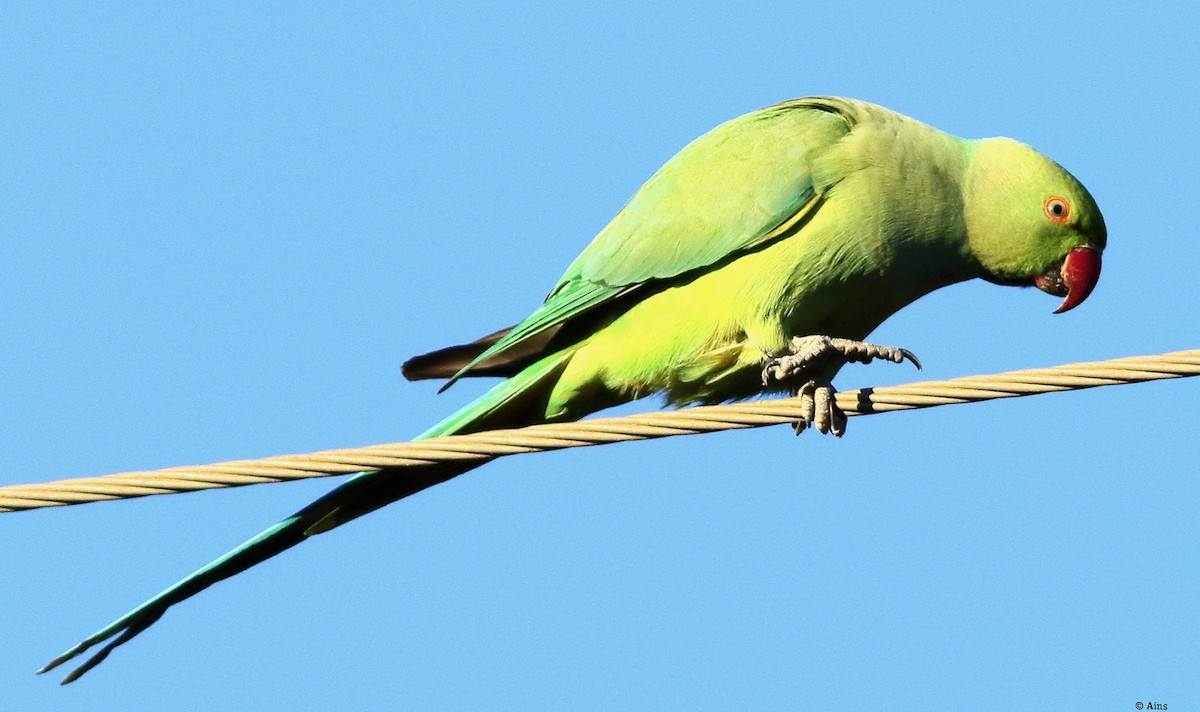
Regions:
[[41, 350, 575, 684]]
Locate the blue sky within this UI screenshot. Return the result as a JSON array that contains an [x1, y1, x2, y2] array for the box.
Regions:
[[2, 2, 1197, 709]]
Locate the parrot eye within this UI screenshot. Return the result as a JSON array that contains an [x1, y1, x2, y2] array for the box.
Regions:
[[1044, 196, 1071, 223]]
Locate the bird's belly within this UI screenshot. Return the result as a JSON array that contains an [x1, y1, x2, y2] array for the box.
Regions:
[[546, 230, 894, 414]]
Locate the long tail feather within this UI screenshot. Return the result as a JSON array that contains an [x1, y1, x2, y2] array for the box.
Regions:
[[42, 349, 575, 683]]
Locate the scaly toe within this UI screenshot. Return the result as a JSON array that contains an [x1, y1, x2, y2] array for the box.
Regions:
[[813, 385, 832, 434], [789, 381, 847, 437]]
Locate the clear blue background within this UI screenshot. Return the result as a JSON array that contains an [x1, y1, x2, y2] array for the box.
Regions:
[[2, 2, 1196, 709]]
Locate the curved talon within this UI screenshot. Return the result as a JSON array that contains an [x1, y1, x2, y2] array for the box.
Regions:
[[900, 348, 922, 371], [830, 401, 847, 437], [760, 356, 796, 386]]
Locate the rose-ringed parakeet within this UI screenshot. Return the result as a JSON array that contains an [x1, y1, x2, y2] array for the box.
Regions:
[[41, 96, 1105, 682]]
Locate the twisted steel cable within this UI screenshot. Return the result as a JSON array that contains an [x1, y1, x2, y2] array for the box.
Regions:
[[3, 349, 1197, 513]]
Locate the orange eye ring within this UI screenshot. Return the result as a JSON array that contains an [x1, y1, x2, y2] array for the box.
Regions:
[[1044, 196, 1071, 223]]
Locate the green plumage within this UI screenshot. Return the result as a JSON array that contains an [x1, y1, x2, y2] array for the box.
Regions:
[[43, 97, 1107, 683]]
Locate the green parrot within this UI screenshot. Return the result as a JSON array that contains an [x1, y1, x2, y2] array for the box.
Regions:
[[41, 96, 1105, 683]]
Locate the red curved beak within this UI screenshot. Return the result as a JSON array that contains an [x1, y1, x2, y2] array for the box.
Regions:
[[1034, 246, 1102, 314]]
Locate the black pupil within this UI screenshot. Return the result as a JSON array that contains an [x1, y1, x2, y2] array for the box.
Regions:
[[1051, 202, 1064, 216]]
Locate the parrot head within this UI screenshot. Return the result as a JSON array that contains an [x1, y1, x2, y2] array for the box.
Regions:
[[963, 137, 1106, 313]]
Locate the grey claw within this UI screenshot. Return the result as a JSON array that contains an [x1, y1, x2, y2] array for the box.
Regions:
[[900, 348, 922, 371], [830, 401, 847, 437], [761, 363, 775, 387]]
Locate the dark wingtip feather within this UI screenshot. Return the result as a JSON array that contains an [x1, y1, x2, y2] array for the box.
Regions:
[[402, 327, 513, 382], [401, 350, 451, 381], [403, 323, 559, 385]]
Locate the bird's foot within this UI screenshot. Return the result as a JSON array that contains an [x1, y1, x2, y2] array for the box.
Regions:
[[760, 335, 921, 385], [760, 335, 921, 437], [792, 380, 846, 437]]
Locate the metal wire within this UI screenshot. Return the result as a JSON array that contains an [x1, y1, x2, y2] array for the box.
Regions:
[[3, 349, 1197, 513]]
